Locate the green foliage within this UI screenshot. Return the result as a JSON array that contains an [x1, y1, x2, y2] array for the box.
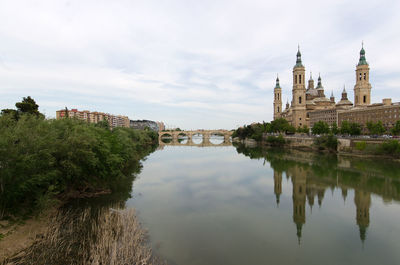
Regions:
[[366, 121, 386, 135], [95, 120, 110, 130], [271, 118, 293, 133], [313, 134, 338, 151], [350, 122, 362, 136], [331, 123, 339, 135], [266, 135, 286, 146], [391, 120, 400, 136], [2, 96, 44, 120], [340, 121, 362, 136], [378, 140, 400, 156], [355, 141, 367, 151], [297, 125, 309, 134], [0, 113, 157, 218], [312, 121, 330, 135]]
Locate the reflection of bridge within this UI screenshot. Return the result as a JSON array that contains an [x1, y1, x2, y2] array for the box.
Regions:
[[159, 130, 233, 147]]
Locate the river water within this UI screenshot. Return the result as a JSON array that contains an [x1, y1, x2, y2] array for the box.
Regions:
[[127, 138, 400, 265]]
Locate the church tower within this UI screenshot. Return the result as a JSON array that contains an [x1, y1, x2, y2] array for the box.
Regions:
[[273, 76, 282, 120], [354, 44, 372, 106], [291, 47, 307, 128]]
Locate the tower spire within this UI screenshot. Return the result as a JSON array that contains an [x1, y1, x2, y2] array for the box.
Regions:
[[358, 42, 368, 66], [275, 74, 281, 88], [295, 45, 303, 68]]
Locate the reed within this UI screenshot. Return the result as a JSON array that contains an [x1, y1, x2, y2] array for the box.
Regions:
[[5, 205, 165, 265]]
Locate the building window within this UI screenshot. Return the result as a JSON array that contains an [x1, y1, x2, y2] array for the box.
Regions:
[[364, 73, 366, 80], [359, 73, 362, 80], [299, 96, 302, 104], [277, 106, 280, 113], [295, 75, 297, 84], [363, 95, 366, 103], [299, 75, 302, 84]]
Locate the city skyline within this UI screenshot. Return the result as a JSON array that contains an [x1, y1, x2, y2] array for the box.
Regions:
[[1, 0, 400, 129]]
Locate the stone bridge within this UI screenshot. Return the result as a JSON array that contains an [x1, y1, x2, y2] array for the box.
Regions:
[[159, 130, 233, 146]]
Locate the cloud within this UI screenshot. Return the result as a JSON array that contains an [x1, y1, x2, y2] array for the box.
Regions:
[[0, 0, 400, 128]]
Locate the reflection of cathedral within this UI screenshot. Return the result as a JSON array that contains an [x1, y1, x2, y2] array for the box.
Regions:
[[273, 171, 282, 205], [290, 166, 307, 244], [354, 190, 371, 243], [272, 166, 372, 244]]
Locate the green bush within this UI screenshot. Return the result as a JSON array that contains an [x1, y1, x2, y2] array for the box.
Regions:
[[313, 134, 338, 151], [355, 141, 367, 151], [379, 140, 400, 156], [266, 135, 286, 146]]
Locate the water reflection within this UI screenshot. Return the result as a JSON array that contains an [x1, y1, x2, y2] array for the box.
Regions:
[[235, 144, 400, 244]]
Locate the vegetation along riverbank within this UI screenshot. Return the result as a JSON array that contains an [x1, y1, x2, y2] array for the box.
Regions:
[[0, 97, 159, 262], [232, 118, 400, 158]]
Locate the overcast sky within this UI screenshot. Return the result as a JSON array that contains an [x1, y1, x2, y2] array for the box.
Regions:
[[1, 0, 400, 129]]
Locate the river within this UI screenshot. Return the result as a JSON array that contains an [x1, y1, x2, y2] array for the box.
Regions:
[[8, 136, 400, 265], [128, 137, 400, 265]]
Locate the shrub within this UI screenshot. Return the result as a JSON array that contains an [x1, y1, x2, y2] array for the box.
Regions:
[[379, 140, 400, 156], [313, 134, 338, 151], [266, 135, 286, 146], [355, 141, 367, 151]]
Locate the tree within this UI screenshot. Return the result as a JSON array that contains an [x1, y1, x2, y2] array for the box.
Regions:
[[391, 120, 400, 136], [15, 96, 41, 116], [340, 121, 351, 135], [331, 123, 339, 135], [0, 109, 19, 120], [349, 122, 362, 136], [366, 121, 386, 135], [297, 125, 309, 134], [312, 121, 330, 135], [271, 118, 291, 133]]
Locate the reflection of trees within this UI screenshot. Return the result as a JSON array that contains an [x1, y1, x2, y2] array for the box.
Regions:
[[234, 143, 400, 243]]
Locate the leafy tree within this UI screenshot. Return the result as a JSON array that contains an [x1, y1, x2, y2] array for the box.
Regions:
[[340, 121, 351, 135], [1, 109, 19, 120], [297, 125, 309, 134], [15, 96, 42, 116], [349, 122, 362, 136], [312, 121, 330, 135], [271, 118, 291, 133], [331, 123, 339, 135], [391, 120, 400, 136], [95, 120, 110, 130], [2, 96, 43, 120], [366, 121, 386, 135]]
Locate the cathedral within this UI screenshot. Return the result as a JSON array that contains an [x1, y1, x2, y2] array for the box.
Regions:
[[273, 45, 372, 128]]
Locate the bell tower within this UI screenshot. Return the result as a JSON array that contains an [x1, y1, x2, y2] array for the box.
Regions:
[[354, 43, 372, 106], [291, 46, 307, 128], [273, 75, 282, 120]]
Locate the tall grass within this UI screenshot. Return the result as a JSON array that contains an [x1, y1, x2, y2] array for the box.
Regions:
[[5, 204, 166, 265]]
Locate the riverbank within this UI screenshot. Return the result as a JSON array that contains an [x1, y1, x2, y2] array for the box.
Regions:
[[1, 203, 166, 265], [233, 134, 400, 159], [0, 112, 160, 263]]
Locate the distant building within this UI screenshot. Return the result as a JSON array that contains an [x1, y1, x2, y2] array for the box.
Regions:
[[56, 108, 129, 129]]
